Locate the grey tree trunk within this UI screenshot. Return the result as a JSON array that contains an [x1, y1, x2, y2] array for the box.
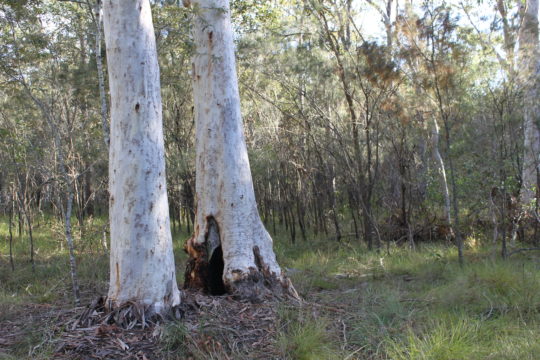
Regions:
[[103, 0, 180, 313]]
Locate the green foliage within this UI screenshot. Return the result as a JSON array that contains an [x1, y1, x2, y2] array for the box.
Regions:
[[232, 0, 282, 33]]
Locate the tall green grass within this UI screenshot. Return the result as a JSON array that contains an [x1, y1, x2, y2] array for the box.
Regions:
[[271, 233, 540, 359], [3, 218, 540, 359]]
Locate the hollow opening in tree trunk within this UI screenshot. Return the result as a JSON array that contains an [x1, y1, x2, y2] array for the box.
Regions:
[[207, 245, 226, 295]]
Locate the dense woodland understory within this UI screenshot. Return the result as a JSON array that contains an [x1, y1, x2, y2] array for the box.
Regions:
[[3, 0, 540, 358]]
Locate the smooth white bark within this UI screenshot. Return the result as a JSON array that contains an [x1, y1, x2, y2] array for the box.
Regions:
[[103, 0, 180, 311], [518, 0, 540, 208], [187, 0, 288, 296]]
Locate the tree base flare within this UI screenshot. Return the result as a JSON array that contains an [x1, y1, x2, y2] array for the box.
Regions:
[[184, 238, 299, 302], [74, 296, 185, 329], [227, 268, 299, 303]]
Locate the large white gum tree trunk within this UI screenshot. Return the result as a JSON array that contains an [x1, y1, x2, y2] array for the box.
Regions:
[[184, 0, 295, 300], [103, 0, 180, 313], [519, 0, 540, 208]]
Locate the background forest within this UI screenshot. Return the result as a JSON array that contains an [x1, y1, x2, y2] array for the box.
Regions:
[[0, 0, 531, 256], [2, 0, 540, 359]]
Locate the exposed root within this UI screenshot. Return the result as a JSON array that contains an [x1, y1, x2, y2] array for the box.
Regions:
[[73, 296, 185, 330], [227, 246, 300, 302]]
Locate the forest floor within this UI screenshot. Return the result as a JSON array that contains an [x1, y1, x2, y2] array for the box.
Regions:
[[2, 219, 540, 359]]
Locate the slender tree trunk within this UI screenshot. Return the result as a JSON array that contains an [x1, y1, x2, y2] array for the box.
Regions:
[[103, 0, 180, 312], [74, 179, 85, 241], [17, 200, 22, 239], [518, 0, 540, 209], [16, 175, 34, 272], [296, 198, 307, 241], [25, 207, 35, 273], [184, 0, 296, 300], [17, 52, 83, 303], [444, 119, 463, 265], [272, 201, 277, 234], [416, 135, 428, 202], [64, 192, 81, 305], [431, 117, 452, 226], [101, 223, 108, 253], [8, 192, 14, 271], [363, 202, 374, 249], [44, 122, 82, 304], [289, 207, 297, 244], [48, 135, 81, 305], [349, 190, 360, 240], [329, 170, 342, 242], [94, 0, 110, 147]]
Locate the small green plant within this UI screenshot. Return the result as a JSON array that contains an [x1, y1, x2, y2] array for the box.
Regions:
[[160, 321, 190, 355]]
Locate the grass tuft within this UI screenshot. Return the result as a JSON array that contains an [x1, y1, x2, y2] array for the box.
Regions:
[[385, 316, 482, 360], [160, 321, 190, 355], [277, 307, 341, 360]]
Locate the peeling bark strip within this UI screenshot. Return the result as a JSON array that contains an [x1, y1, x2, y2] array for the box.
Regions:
[[185, 0, 297, 301], [103, 0, 180, 313]]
